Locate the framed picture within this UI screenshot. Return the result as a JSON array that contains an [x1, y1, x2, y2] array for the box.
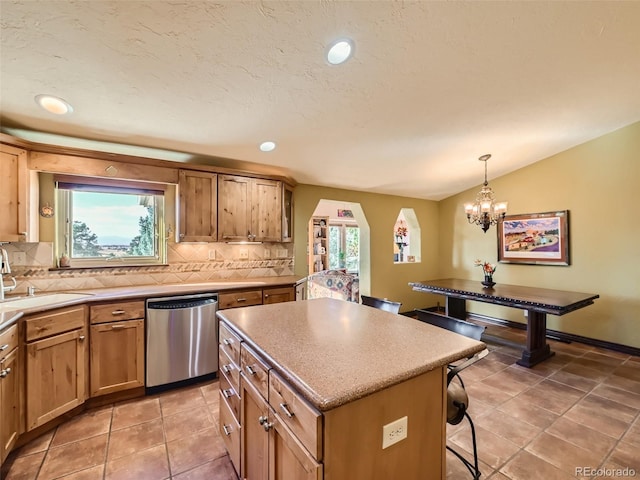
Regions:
[[497, 210, 570, 265]]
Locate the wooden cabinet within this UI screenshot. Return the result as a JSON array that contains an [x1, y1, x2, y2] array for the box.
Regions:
[[25, 305, 88, 431], [221, 326, 322, 479], [0, 324, 21, 464], [308, 216, 329, 274], [263, 286, 294, 304], [89, 300, 145, 397], [282, 183, 294, 243], [0, 144, 35, 242], [219, 286, 294, 309], [218, 175, 282, 242], [178, 169, 218, 242]]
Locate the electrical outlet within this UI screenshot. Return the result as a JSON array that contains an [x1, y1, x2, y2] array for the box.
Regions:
[[239, 248, 249, 259], [208, 250, 216, 261], [382, 416, 408, 449], [263, 248, 271, 259], [12, 252, 27, 265], [277, 249, 288, 258], [523, 310, 528, 318]]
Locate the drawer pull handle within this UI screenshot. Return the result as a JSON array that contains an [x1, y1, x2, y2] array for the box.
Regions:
[[111, 310, 126, 315], [222, 388, 234, 399], [279, 403, 295, 418], [221, 364, 231, 374], [0, 368, 10, 378], [111, 325, 126, 330], [0, 344, 8, 352], [245, 365, 257, 375], [264, 294, 269, 298], [79, 335, 86, 341], [258, 415, 273, 431], [236, 298, 247, 302], [222, 424, 232, 436], [222, 338, 233, 346]]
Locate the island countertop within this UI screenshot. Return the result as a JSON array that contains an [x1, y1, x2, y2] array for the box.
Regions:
[[217, 297, 486, 411]]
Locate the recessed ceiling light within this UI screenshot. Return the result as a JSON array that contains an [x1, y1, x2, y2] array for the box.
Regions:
[[259, 141, 276, 152], [326, 38, 354, 65], [35, 94, 73, 115]]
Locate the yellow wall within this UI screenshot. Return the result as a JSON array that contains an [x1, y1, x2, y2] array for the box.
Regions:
[[294, 122, 640, 348], [439, 121, 640, 348], [293, 184, 440, 309]]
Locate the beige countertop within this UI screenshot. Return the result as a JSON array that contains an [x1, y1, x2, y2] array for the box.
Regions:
[[217, 297, 486, 412], [0, 275, 302, 331]]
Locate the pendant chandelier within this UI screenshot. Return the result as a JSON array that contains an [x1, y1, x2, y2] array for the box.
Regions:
[[464, 154, 508, 233]]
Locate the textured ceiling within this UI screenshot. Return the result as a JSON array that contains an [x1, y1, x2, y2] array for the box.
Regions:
[[1, 1, 639, 200]]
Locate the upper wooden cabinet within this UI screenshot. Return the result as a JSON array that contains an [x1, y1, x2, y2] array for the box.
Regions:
[[218, 175, 282, 242], [0, 144, 35, 242], [178, 169, 218, 242]]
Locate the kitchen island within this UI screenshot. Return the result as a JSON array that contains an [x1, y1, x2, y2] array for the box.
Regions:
[[217, 298, 485, 480]]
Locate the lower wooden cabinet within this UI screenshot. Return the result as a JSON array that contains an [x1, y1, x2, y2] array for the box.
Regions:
[[263, 286, 294, 304], [90, 319, 144, 397], [0, 324, 21, 464], [25, 306, 88, 431]]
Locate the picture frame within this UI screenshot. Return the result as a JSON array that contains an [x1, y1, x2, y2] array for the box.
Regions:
[[497, 210, 570, 265]]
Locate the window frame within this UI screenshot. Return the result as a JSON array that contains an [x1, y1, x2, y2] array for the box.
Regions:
[[55, 176, 167, 268], [328, 221, 360, 274]]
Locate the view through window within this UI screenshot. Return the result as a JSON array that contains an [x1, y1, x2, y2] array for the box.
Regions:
[[329, 223, 360, 273], [56, 181, 165, 266]]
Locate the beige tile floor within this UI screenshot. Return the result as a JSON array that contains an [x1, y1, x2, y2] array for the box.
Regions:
[[2, 320, 639, 479]]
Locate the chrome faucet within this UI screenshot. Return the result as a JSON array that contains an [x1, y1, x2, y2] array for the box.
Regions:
[[0, 247, 17, 301]]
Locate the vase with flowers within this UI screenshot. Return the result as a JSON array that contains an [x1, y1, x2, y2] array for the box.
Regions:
[[395, 224, 408, 262], [474, 259, 497, 288]]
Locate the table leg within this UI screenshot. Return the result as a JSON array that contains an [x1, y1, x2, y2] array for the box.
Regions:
[[516, 310, 555, 367], [446, 297, 466, 320]]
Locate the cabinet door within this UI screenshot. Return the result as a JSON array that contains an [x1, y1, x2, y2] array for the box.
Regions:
[[269, 414, 323, 480], [218, 174, 252, 241], [263, 287, 294, 304], [241, 377, 269, 480], [251, 178, 282, 242], [0, 347, 20, 463], [178, 169, 217, 242], [0, 144, 31, 242], [90, 319, 144, 397], [26, 328, 87, 431], [281, 184, 294, 243]]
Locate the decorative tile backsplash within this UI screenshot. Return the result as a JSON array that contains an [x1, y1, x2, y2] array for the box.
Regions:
[[2, 242, 294, 295]]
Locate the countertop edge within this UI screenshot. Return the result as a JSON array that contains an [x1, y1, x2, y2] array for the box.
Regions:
[[0, 276, 302, 318]]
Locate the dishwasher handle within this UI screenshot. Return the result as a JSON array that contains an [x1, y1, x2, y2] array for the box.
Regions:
[[147, 294, 218, 310]]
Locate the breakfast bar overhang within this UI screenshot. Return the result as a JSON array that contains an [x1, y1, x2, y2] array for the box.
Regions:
[[409, 278, 599, 367]]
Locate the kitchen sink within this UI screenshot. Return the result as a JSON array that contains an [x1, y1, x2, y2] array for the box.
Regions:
[[0, 293, 93, 311]]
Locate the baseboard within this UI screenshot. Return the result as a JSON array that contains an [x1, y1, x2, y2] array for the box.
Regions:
[[409, 307, 640, 357]]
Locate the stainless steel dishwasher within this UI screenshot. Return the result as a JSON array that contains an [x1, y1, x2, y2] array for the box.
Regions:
[[146, 293, 218, 392]]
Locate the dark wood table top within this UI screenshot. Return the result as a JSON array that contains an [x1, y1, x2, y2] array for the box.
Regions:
[[409, 278, 599, 316]]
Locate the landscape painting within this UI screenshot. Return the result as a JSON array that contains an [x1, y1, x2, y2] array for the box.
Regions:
[[497, 210, 570, 265]]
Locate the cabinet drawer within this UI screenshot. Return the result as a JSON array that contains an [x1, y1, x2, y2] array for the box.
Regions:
[[240, 343, 270, 400], [90, 300, 145, 324], [269, 370, 323, 461], [0, 323, 18, 358], [263, 286, 294, 304], [25, 305, 87, 342], [219, 322, 241, 366], [219, 348, 240, 393], [219, 390, 241, 473], [219, 289, 263, 309], [220, 368, 240, 422]]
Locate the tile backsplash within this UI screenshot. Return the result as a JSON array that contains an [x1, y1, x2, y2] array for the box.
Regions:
[[2, 242, 294, 295]]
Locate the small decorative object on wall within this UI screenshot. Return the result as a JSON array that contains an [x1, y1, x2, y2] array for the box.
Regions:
[[337, 209, 354, 218], [474, 259, 497, 288], [498, 210, 570, 265], [40, 202, 54, 218]]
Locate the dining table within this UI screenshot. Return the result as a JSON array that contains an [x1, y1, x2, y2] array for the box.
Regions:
[[408, 278, 599, 367]]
